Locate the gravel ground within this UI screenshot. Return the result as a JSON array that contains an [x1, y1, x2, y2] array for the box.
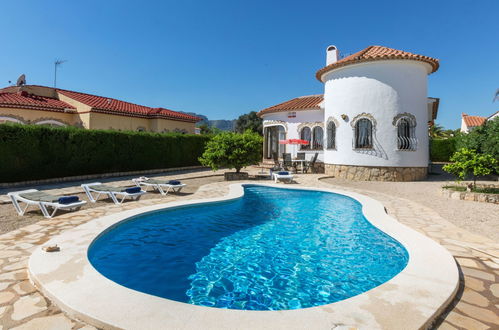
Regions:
[[0, 175, 225, 235], [321, 172, 499, 242]]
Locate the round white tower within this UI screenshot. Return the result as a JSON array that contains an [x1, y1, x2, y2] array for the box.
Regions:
[[317, 45, 439, 181]]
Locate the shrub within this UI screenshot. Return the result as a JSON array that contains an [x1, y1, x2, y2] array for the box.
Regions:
[[430, 138, 457, 162], [0, 123, 210, 183], [455, 117, 499, 160], [443, 148, 498, 188], [199, 130, 263, 173]]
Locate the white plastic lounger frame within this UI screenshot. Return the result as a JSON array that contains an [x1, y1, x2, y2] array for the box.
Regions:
[[81, 182, 146, 205], [8, 189, 86, 219], [132, 178, 186, 196], [272, 173, 294, 183]]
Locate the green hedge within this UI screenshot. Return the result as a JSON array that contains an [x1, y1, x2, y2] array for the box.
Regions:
[[0, 124, 210, 183], [430, 138, 457, 162]]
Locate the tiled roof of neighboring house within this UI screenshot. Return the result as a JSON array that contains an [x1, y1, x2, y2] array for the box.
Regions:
[[462, 113, 487, 127], [257, 94, 323, 117], [316, 45, 439, 81], [57, 89, 200, 122], [0, 91, 75, 112]]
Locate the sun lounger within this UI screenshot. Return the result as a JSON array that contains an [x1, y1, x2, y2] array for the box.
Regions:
[[132, 177, 186, 195], [81, 182, 146, 204], [8, 189, 86, 218], [272, 171, 294, 183]]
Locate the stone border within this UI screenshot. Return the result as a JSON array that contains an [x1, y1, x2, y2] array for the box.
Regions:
[[28, 183, 459, 329], [325, 164, 427, 181], [441, 188, 499, 204]]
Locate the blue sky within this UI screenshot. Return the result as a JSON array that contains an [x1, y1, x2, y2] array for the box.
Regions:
[[1, 0, 497, 128]]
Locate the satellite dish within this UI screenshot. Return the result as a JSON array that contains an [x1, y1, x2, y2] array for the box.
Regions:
[[16, 74, 26, 86]]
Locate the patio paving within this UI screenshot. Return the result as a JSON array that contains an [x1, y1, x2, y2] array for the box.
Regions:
[[0, 170, 497, 329]]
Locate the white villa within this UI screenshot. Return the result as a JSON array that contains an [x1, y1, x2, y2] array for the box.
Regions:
[[257, 45, 440, 181]]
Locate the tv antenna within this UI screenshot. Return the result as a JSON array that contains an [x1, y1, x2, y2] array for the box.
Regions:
[[54, 59, 67, 87]]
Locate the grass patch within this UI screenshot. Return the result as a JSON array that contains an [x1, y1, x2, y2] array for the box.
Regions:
[[443, 185, 499, 194]]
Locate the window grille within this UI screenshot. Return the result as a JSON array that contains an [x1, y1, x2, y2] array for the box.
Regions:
[[327, 121, 336, 149], [312, 126, 323, 150], [300, 127, 311, 150], [355, 118, 373, 148], [397, 118, 417, 150]]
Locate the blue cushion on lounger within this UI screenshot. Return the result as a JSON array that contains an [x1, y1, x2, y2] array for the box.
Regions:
[[277, 171, 289, 175], [58, 196, 79, 205], [168, 180, 181, 185], [125, 187, 141, 194]]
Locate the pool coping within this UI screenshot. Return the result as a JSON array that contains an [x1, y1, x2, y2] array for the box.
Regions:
[[28, 183, 459, 330]]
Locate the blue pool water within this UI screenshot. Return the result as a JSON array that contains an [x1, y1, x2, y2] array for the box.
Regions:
[[88, 185, 408, 310]]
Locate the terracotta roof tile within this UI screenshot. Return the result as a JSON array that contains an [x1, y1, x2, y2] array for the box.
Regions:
[[462, 113, 487, 127], [257, 95, 323, 117], [316, 46, 439, 81], [0, 91, 75, 112], [56, 89, 199, 122]]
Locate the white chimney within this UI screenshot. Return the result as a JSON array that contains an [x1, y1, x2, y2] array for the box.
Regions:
[[326, 45, 339, 65]]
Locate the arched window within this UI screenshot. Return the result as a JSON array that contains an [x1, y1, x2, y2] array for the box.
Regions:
[[312, 126, 323, 150], [34, 120, 66, 127], [327, 121, 336, 149], [397, 118, 416, 150], [355, 118, 373, 149], [300, 127, 311, 150], [0, 116, 24, 124]]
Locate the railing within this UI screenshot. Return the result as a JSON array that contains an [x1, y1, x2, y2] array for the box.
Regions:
[[397, 136, 418, 150]]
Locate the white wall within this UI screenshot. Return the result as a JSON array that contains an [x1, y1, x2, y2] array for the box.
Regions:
[[323, 60, 430, 167], [262, 109, 324, 161]]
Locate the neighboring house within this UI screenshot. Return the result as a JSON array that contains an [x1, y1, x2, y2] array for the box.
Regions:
[[0, 85, 200, 133], [460, 113, 487, 133], [487, 111, 498, 121], [257, 45, 440, 181]]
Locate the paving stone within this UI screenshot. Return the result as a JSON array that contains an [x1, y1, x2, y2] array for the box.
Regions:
[[463, 276, 486, 292], [461, 288, 489, 307], [0, 270, 20, 281], [11, 293, 47, 321], [445, 311, 490, 330], [0, 291, 15, 304], [77, 326, 98, 330], [436, 321, 458, 330], [11, 313, 74, 330], [460, 267, 496, 282], [0, 282, 11, 290], [490, 283, 499, 298], [483, 260, 499, 269], [2, 259, 28, 272], [455, 257, 482, 269], [12, 281, 36, 295], [0, 250, 21, 258], [456, 301, 499, 324]]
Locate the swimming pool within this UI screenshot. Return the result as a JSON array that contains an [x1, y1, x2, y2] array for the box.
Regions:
[[88, 185, 408, 310]]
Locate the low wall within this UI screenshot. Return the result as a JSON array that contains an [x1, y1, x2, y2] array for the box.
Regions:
[[325, 164, 427, 182], [441, 184, 499, 204]]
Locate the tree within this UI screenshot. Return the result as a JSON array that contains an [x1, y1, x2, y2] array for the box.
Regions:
[[235, 111, 263, 135], [429, 123, 452, 139], [198, 123, 221, 135], [199, 130, 263, 173], [443, 148, 498, 189], [455, 117, 499, 160]]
